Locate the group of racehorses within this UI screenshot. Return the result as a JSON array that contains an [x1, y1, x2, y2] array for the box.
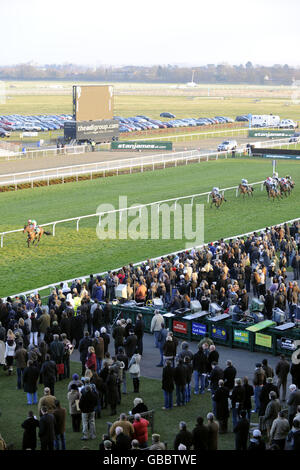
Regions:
[[22, 175, 295, 246], [210, 175, 295, 208]]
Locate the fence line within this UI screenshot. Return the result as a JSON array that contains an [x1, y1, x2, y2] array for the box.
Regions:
[[3, 217, 299, 301], [0, 179, 266, 248], [0, 137, 298, 189]]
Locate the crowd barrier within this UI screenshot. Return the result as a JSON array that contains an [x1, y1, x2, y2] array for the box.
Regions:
[[109, 303, 300, 358]]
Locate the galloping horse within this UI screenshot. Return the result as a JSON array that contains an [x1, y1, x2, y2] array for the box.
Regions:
[[264, 180, 282, 200], [238, 184, 254, 197], [23, 223, 51, 247], [210, 192, 227, 209], [268, 187, 282, 201], [279, 181, 292, 197]]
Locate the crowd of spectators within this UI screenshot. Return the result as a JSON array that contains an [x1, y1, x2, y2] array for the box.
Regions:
[[0, 221, 300, 451]]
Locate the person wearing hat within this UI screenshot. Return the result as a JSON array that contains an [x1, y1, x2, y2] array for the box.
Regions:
[[67, 373, 83, 392], [67, 383, 81, 432], [248, 429, 266, 451]]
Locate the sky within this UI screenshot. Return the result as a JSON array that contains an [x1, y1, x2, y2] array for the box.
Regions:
[[1, 0, 300, 67]]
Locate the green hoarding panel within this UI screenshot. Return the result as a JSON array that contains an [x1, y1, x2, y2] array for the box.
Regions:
[[246, 320, 276, 332], [111, 141, 173, 150], [262, 154, 300, 160], [248, 130, 294, 138]]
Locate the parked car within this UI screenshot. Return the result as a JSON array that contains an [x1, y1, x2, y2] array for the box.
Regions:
[[160, 112, 175, 118], [279, 119, 298, 129], [217, 140, 238, 151], [0, 128, 10, 137]]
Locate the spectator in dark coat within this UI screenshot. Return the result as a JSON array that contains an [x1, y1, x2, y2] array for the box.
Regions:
[[134, 314, 145, 356], [112, 321, 125, 355], [39, 406, 55, 451], [100, 326, 110, 355], [286, 419, 300, 451], [247, 429, 266, 451], [60, 312, 71, 339], [183, 356, 193, 403], [124, 330, 138, 359], [174, 358, 187, 407], [192, 345, 208, 395], [231, 377, 246, 429], [106, 369, 119, 416], [233, 410, 250, 451], [132, 397, 148, 415], [162, 360, 174, 410], [242, 376, 254, 421], [192, 416, 209, 451], [70, 313, 84, 349], [223, 360, 237, 391], [173, 421, 193, 450], [207, 345, 219, 374], [259, 377, 279, 417], [40, 354, 57, 396], [79, 331, 93, 376], [23, 360, 40, 405], [21, 410, 39, 450], [275, 354, 290, 402], [290, 362, 300, 389], [213, 379, 230, 433], [115, 426, 132, 451]]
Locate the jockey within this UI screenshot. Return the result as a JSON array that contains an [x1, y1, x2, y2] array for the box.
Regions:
[[241, 178, 248, 189], [212, 187, 221, 198], [28, 219, 39, 234]]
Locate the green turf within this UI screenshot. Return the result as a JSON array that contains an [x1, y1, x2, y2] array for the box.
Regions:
[[0, 361, 248, 450], [0, 158, 299, 298]]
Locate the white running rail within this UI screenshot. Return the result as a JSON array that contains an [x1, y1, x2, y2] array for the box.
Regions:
[[0, 137, 298, 189], [3, 217, 299, 301], [0, 179, 266, 248]]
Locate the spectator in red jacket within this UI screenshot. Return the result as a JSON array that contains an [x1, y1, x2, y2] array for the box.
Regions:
[[85, 346, 97, 372], [132, 413, 149, 448]]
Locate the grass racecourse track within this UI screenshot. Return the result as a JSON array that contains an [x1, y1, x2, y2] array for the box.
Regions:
[[0, 158, 299, 298]]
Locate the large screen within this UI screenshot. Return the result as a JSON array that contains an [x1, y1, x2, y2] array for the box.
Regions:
[[73, 85, 114, 122]]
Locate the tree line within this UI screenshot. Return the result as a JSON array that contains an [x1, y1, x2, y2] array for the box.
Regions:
[[0, 62, 299, 85]]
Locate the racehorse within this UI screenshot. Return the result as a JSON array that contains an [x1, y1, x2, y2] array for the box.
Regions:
[[238, 184, 254, 197], [210, 192, 227, 209], [279, 181, 292, 197], [268, 187, 282, 201], [264, 181, 281, 200], [23, 223, 51, 248]]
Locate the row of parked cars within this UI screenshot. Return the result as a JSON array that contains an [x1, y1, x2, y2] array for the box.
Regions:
[[0, 114, 73, 137], [114, 115, 234, 133]]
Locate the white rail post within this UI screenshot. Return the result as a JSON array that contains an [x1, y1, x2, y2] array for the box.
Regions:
[[1, 235, 3, 248], [53, 223, 56, 237], [76, 218, 80, 232]]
